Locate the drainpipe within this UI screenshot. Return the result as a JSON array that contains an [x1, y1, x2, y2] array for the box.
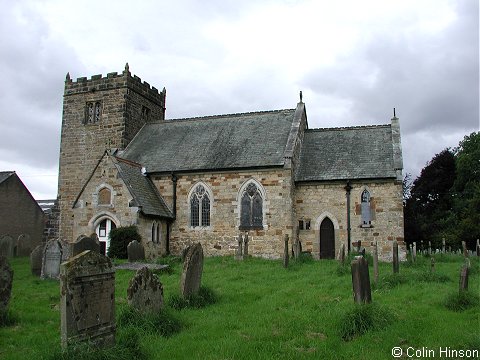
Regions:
[[168, 173, 178, 255], [344, 181, 352, 254]]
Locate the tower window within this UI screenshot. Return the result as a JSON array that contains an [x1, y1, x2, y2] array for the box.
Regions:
[[141, 106, 151, 121], [85, 101, 102, 124]]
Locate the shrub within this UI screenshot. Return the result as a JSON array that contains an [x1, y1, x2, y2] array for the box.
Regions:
[[444, 291, 480, 312], [107, 226, 141, 259], [338, 303, 394, 341], [168, 286, 218, 310]]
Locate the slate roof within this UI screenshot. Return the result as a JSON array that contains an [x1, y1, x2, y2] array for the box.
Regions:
[[122, 109, 296, 173], [295, 125, 397, 182], [0, 171, 14, 185], [113, 157, 174, 218]]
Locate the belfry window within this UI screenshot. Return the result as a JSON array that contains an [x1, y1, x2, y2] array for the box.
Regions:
[[240, 182, 263, 230], [85, 101, 102, 124], [190, 184, 211, 227], [361, 189, 372, 226]]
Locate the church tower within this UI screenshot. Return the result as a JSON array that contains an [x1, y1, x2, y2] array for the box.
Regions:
[[57, 64, 166, 242]]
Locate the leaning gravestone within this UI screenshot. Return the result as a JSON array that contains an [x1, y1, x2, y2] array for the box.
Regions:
[[0, 256, 14, 315], [0, 235, 14, 258], [351, 256, 372, 304], [127, 240, 145, 262], [392, 240, 399, 274], [60, 250, 115, 348], [30, 244, 45, 276], [283, 234, 289, 268], [72, 235, 100, 257], [180, 243, 204, 297], [127, 267, 163, 313], [41, 239, 63, 279], [16, 234, 32, 257]]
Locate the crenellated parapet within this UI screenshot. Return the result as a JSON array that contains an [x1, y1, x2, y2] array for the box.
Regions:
[[64, 63, 166, 107]]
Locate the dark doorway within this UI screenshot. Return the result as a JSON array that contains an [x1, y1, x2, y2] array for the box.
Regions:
[[320, 217, 335, 259]]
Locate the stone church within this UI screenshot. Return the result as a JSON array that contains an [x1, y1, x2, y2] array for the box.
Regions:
[[57, 64, 404, 260]]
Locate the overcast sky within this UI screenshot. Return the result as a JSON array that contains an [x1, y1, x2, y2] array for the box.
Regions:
[[0, 0, 478, 199]]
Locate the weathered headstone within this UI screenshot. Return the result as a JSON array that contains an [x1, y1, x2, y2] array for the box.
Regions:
[[16, 234, 32, 257], [180, 243, 204, 297], [235, 233, 243, 260], [428, 241, 432, 255], [127, 267, 163, 313], [283, 234, 289, 268], [373, 241, 379, 284], [72, 235, 100, 257], [462, 241, 468, 258], [0, 235, 14, 258], [420, 240, 424, 253], [30, 244, 45, 276], [60, 250, 115, 348], [243, 232, 249, 257], [430, 257, 435, 272], [459, 265, 469, 293], [41, 239, 63, 279], [339, 243, 346, 266], [351, 256, 372, 304], [0, 256, 14, 314], [392, 240, 399, 274], [412, 242, 417, 262], [442, 238, 446, 253], [476, 239, 480, 257], [127, 240, 145, 262]]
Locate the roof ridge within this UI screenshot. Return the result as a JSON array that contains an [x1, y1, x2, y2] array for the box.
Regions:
[[307, 124, 390, 132], [152, 108, 296, 124]]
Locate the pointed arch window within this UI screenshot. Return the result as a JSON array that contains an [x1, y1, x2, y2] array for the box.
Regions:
[[361, 189, 372, 226], [240, 182, 263, 230], [190, 184, 211, 227]]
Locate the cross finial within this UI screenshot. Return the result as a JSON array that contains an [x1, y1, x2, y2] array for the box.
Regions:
[[299, 91, 303, 103]]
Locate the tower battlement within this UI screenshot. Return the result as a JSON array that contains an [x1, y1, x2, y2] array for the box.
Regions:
[[64, 64, 166, 107]]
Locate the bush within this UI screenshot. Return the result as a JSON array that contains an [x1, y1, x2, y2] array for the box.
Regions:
[[168, 286, 218, 310], [107, 226, 141, 259], [338, 303, 395, 341], [444, 291, 480, 312]]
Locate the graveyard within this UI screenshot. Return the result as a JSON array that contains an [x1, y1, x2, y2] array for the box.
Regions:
[[1, 249, 479, 359]]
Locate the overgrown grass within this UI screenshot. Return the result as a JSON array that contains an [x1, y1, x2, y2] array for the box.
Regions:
[[1, 255, 479, 360], [338, 303, 395, 341], [167, 286, 218, 310], [0, 308, 18, 327], [117, 306, 182, 337], [444, 291, 480, 312]]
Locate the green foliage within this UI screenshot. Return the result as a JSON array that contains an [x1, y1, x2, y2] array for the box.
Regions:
[[168, 286, 218, 310], [117, 306, 182, 337], [107, 225, 141, 259], [338, 303, 395, 341], [444, 291, 480, 312], [414, 270, 451, 283], [0, 308, 17, 327], [375, 273, 409, 290]]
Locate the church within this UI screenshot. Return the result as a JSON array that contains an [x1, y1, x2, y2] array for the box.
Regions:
[[57, 64, 405, 261]]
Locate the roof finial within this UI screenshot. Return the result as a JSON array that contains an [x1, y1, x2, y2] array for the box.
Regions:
[[65, 72, 71, 82], [124, 62, 130, 75], [393, 107, 396, 117], [299, 90, 303, 103]]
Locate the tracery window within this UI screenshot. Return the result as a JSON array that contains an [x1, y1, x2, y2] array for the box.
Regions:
[[190, 184, 211, 227], [240, 182, 263, 230], [361, 189, 372, 226], [85, 101, 102, 124]]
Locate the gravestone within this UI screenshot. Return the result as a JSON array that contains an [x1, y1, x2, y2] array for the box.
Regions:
[[356, 240, 362, 253], [339, 243, 346, 266], [477, 239, 480, 257], [430, 257, 435, 272], [243, 232, 249, 257], [373, 241, 379, 284], [442, 238, 446, 253], [72, 235, 100, 257], [283, 234, 289, 268], [428, 241, 432, 255], [459, 265, 469, 293], [412, 242, 417, 262], [127, 267, 163, 313], [41, 239, 63, 279], [127, 240, 145, 262], [60, 250, 115, 348], [180, 243, 204, 297], [16, 234, 32, 257], [0, 256, 14, 314], [30, 244, 45, 276], [392, 240, 399, 274], [235, 233, 243, 260], [0, 235, 14, 258], [351, 256, 372, 304]]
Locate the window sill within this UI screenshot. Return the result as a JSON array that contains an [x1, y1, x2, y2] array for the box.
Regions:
[[361, 224, 373, 228]]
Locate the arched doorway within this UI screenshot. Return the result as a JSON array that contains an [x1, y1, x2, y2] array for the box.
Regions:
[[320, 217, 335, 259], [96, 218, 116, 255]]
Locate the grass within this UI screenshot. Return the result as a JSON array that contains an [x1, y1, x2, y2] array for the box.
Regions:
[[0, 254, 479, 359]]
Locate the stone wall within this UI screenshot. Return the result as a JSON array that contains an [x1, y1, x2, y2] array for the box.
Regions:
[[0, 173, 44, 250], [58, 67, 166, 242], [152, 168, 295, 258], [294, 179, 405, 261]]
